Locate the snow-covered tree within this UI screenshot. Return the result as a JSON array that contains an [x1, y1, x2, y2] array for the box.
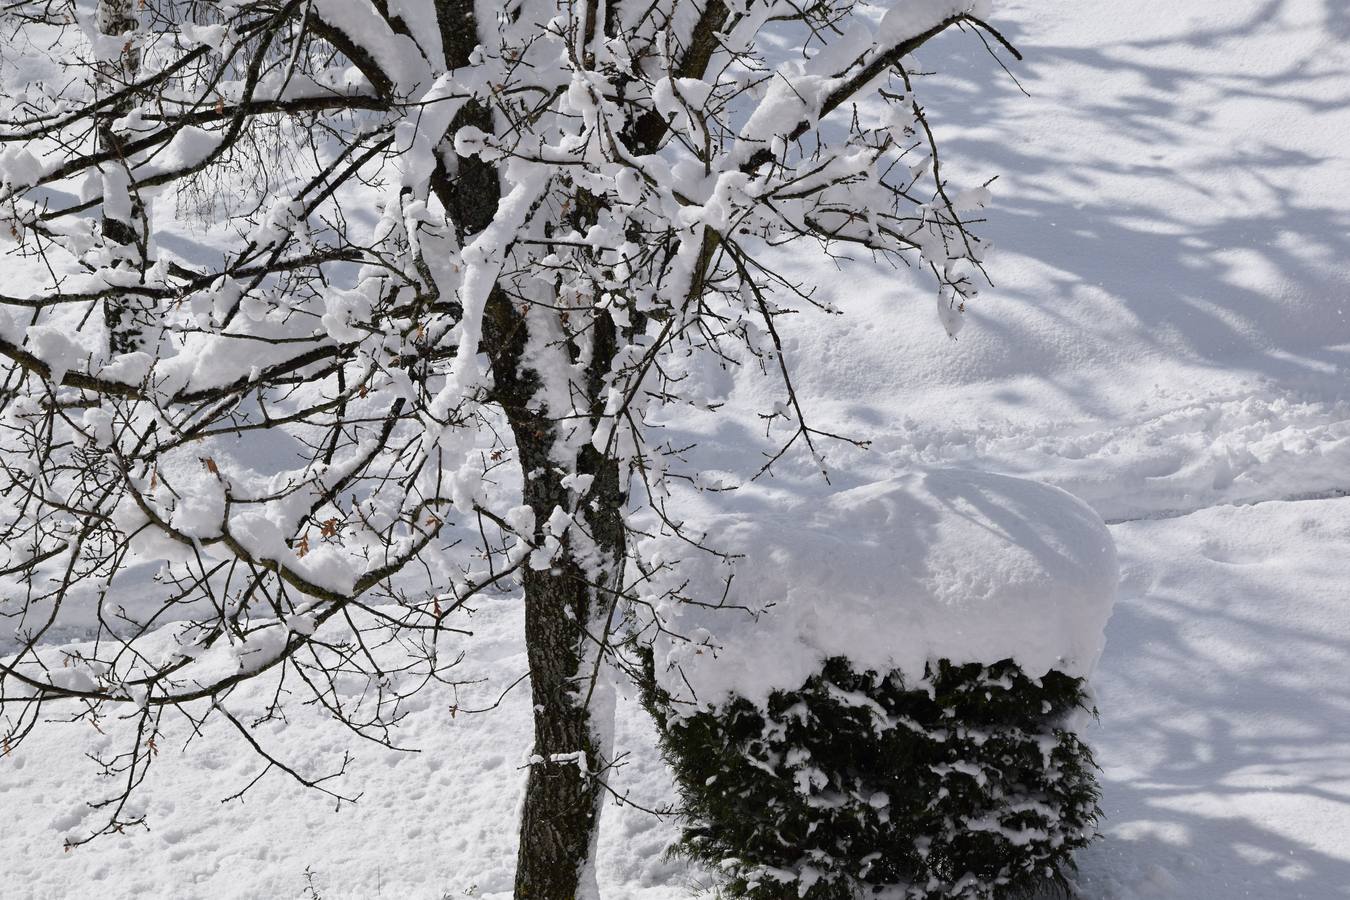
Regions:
[[0, 0, 1013, 892]]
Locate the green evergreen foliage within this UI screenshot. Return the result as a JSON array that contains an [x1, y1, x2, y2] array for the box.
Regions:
[[644, 656, 1100, 899]]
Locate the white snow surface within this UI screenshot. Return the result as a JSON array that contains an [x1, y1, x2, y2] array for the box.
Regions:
[[1078, 498, 1350, 900], [5, 499, 1348, 900], [4, 0, 1350, 898], [646, 469, 1117, 708]]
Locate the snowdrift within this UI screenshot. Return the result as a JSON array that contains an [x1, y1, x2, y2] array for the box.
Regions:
[[643, 469, 1119, 708]]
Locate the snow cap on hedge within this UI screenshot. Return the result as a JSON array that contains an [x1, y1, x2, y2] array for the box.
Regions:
[[643, 469, 1118, 708]]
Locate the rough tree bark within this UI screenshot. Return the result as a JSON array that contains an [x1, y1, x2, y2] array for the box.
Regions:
[[432, 7, 621, 893], [488, 292, 625, 897]]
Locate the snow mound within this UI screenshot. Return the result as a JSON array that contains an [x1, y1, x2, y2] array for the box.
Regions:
[[645, 469, 1118, 708]]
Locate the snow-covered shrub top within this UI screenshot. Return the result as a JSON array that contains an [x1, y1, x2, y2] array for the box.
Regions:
[[642, 469, 1118, 708]]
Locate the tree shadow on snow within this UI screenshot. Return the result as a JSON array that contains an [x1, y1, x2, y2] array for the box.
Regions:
[[1078, 511, 1350, 898], [773, 0, 1350, 423]]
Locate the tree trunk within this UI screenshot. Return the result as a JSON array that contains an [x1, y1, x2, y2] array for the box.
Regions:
[[488, 294, 625, 896], [513, 483, 604, 898], [96, 0, 146, 355], [431, 8, 627, 889]]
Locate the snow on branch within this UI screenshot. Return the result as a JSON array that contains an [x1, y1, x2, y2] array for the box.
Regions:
[[0, 0, 1016, 843]]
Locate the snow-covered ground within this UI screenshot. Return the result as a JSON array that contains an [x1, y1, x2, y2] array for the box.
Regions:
[[1082, 499, 1350, 900], [7, 497, 1350, 900], [4, 0, 1350, 897]]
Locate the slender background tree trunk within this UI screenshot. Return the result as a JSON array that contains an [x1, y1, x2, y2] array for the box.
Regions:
[[96, 0, 146, 355]]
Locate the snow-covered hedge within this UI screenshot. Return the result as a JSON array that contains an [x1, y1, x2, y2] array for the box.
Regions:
[[645, 656, 1098, 899], [637, 470, 1118, 898]]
